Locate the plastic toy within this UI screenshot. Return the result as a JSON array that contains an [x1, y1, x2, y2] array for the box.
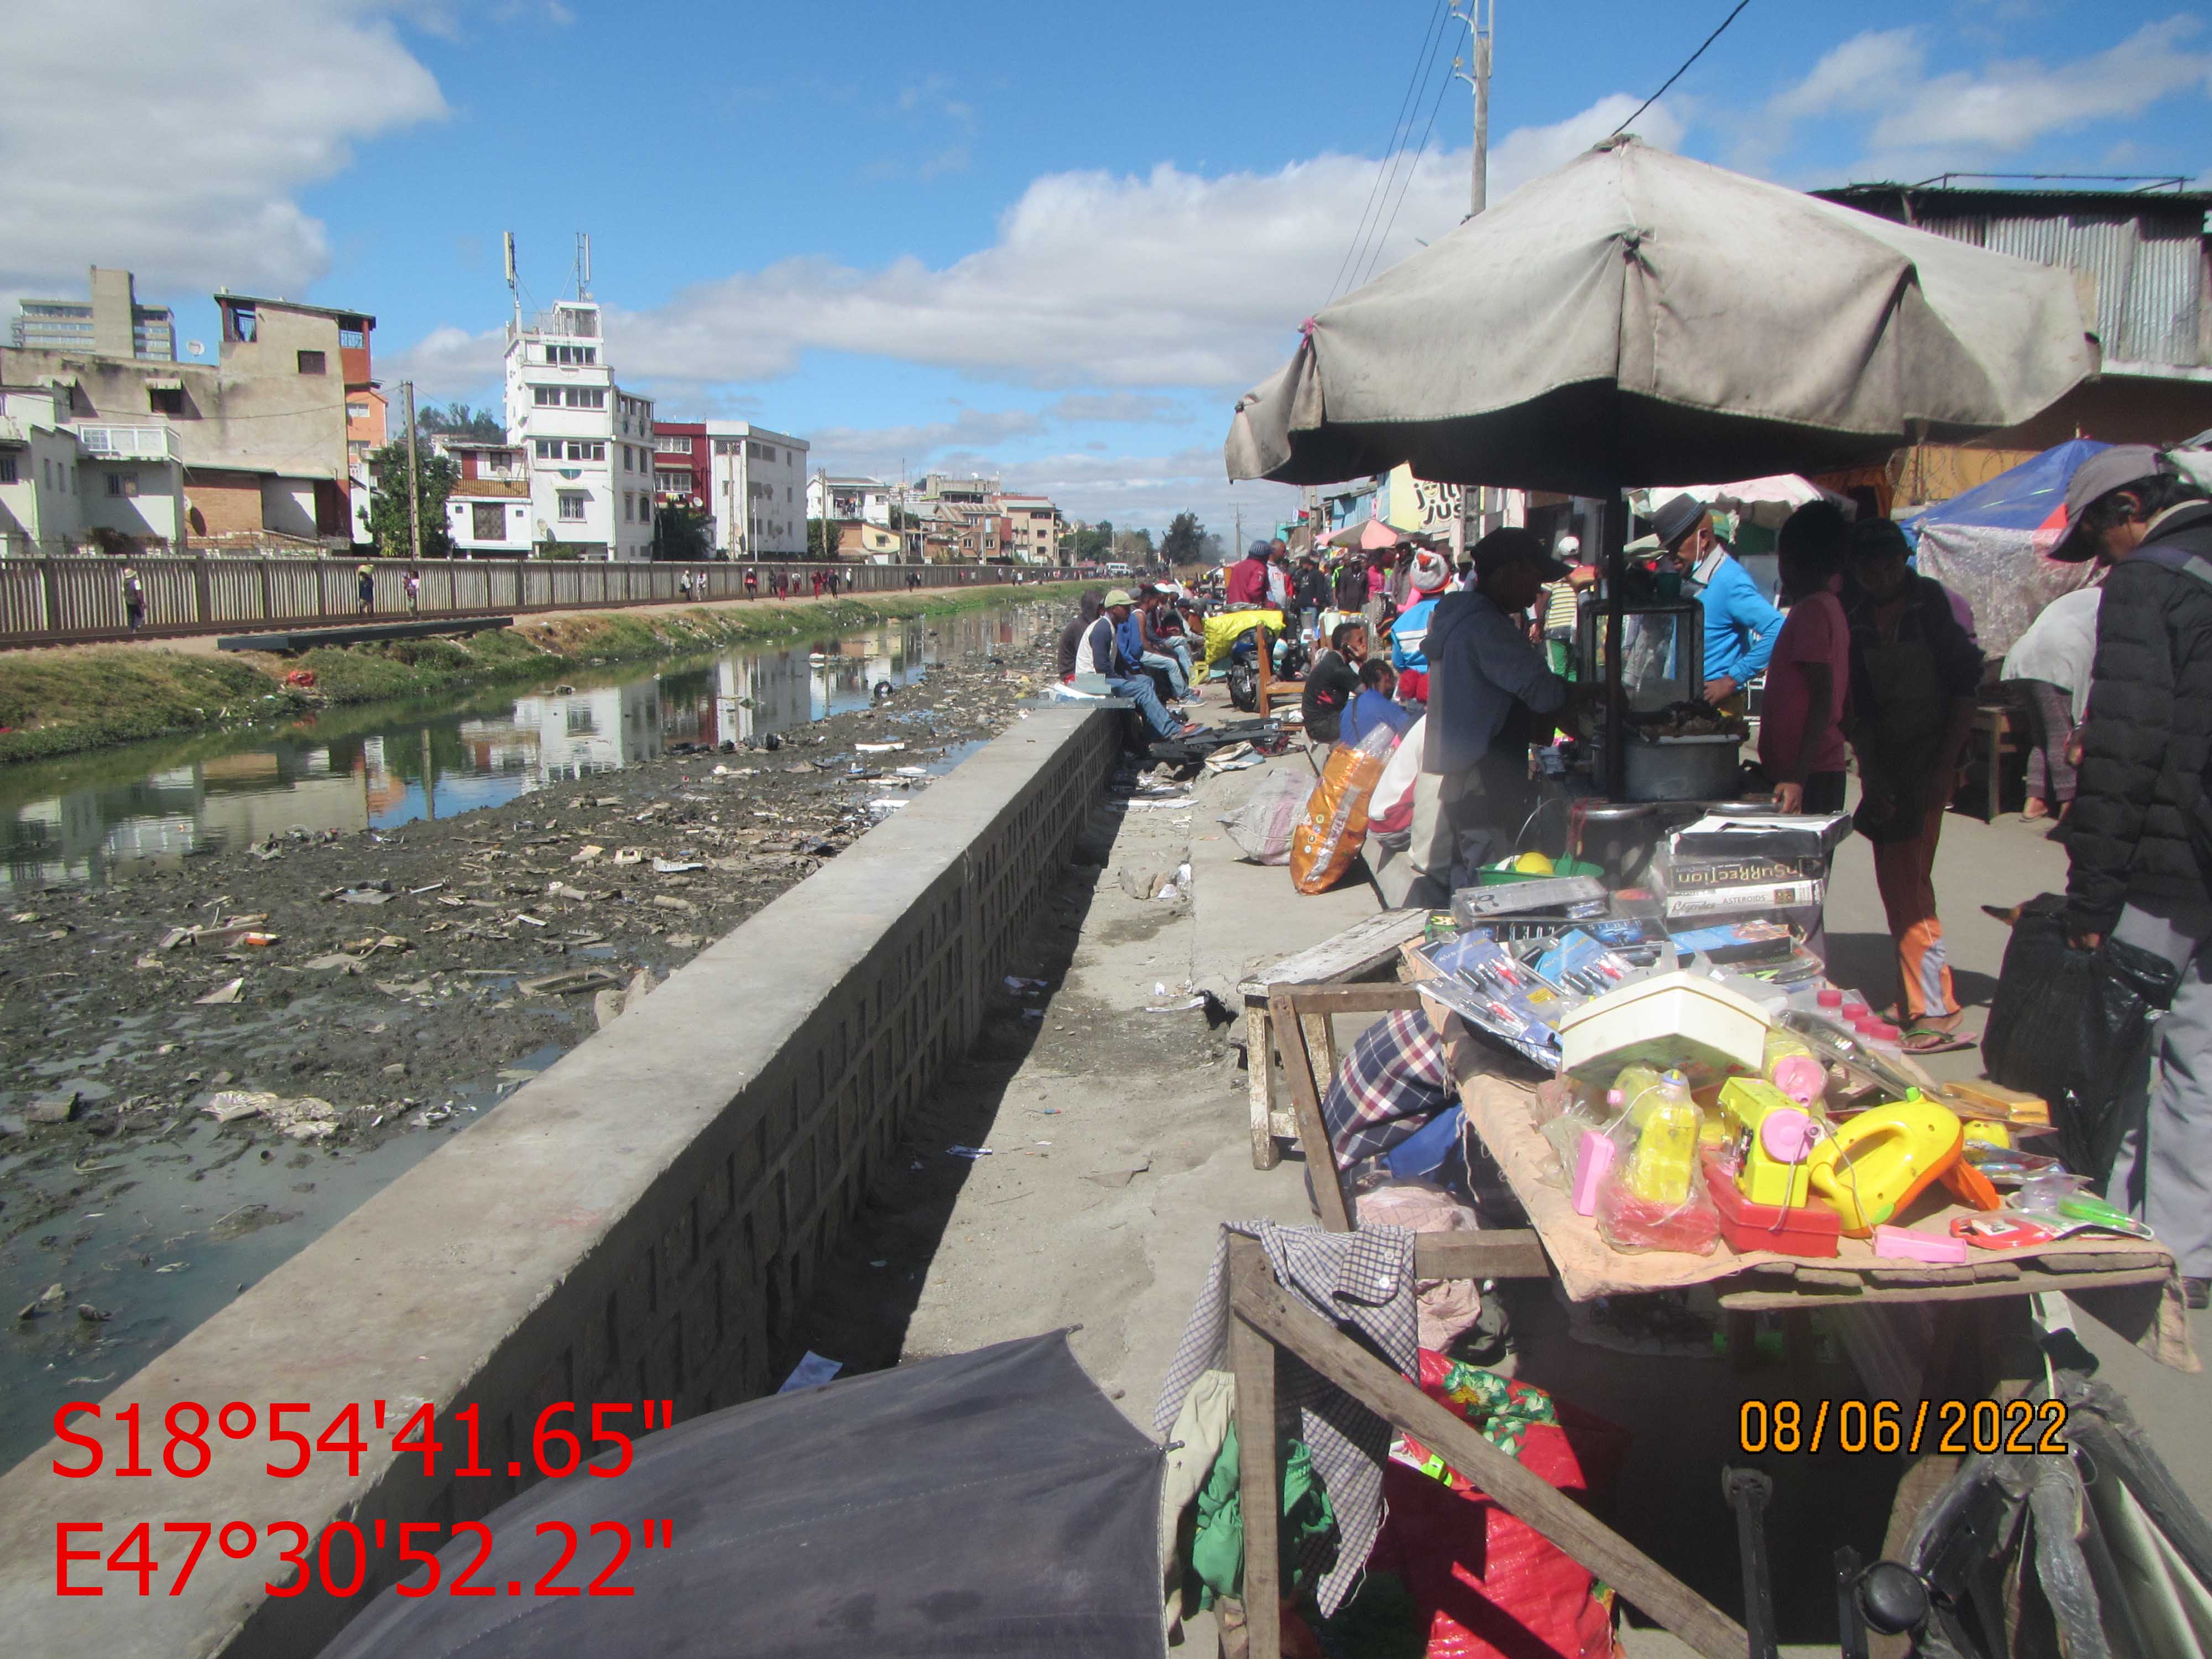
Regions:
[[1704, 1155, 1841, 1258], [1804, 1096, 1964, 1236], [1623, 1094, 1699, 1206], [1872, 1225, 1969, 1265], [1717, 1077, 1820, 1208]]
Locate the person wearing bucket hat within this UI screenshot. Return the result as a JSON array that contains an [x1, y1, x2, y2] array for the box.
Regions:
[[1387, 548, 1457, 703], [1650, 491, 1784, 709], [1399, 528, 1578, 907], [1071, 588, 1202, 742], [2052, 444, 2212, 1302]]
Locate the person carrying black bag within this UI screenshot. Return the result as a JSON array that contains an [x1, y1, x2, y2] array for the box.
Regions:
[[2054, 446, 2212, 1307]]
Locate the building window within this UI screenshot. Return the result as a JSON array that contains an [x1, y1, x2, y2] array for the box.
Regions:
[[339, 325, 367, 349], [564, 387, 606, 410], [655, 435, 693, 453], [472, 502, 504, 540], [565, 441, 604, 462], [533, 386, 562, 407], [297, 349, 326, 375], [148, 385, 185, 415], [346, 401, 369, 419], [106, 472, 142, 498], [558, 492, 587, 521], [546, 344, 596, 366], [223, 302, 257, 342], [534, 438, 562, 460], [0, 456, 14, 484]]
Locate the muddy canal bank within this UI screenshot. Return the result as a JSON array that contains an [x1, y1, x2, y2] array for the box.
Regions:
[[0, 606, 1073, 1469]]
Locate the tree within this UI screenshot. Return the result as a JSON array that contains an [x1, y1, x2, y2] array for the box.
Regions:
[[414, 401, 504, 442], [654, 500, 713, 562], [808, 517, 842, 560], [1161, 510, 1205, 566], [1112, 527, 1155, 564], [1067, 519, 1113, 562], [364, 439, 457, 559]]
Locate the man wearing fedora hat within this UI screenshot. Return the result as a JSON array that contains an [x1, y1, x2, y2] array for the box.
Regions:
[[2053, 445, 2212, 1303], [1650, 493, 1783, 709], [1402, 529, 1577, 907]]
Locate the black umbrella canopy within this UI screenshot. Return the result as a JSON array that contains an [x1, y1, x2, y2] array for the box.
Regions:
[[1225, 135, 2096, 495], [320, 1333, 1164, 1659]]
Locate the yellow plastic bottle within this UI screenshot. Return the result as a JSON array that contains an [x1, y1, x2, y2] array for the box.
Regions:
[[1615, 1065, 1693, 1129], [1624, 1097, 1700, 1205]]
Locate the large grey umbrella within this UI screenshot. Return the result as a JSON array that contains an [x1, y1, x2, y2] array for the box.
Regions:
[[1227, 135, 2096, 494], [317, 1333, 1164, 1659]]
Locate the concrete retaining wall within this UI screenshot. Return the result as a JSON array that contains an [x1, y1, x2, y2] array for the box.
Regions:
[[0, 703, 1119, 1658]]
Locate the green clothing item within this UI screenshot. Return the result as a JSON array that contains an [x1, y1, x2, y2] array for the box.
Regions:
[[1188, 1421, 1336, 1610]]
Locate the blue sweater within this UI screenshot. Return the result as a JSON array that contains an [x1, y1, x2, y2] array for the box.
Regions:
[[1342, 686, 1413, 748], [1391, 595, 1441, 674], [1697, 552, 1784, 684]]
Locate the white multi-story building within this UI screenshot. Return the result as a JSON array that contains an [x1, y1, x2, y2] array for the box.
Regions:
[[804, 474, 891, 526], [701, 421, 809, 557], [502, 300, 656, 561]]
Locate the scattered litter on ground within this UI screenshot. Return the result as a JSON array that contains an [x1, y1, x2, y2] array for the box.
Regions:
[[28, 1091, 79, 1124], [946, 1145, 994, 1159], [1003, 976, 1047, 994], [653, 859, 705, 874], [195, 977, 244, 1005], [777, 1352, 844, 1393]]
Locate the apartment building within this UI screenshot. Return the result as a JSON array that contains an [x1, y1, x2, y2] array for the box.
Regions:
[[13, 268, 174, 361], [999, 494, 1060, 564], [804, 474, 892, 525], [501, 299, 656, 560], [0, 273, 369, 547], [651, 421, 709, 514], [0, 383, 186, 555], [431, 437, 533, 556], [699, 422, 809, 557]]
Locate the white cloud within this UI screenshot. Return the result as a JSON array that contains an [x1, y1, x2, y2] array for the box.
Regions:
[[1868, 18, 2212, 154], [394, 94, 1678, 406], [0, 2, 445, 307], [1768, 29, 1926, 120], [1756, 18, 2212, 178]]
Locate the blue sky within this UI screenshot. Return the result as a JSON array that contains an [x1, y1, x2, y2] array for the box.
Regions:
[[6, 1, 2211, 531]]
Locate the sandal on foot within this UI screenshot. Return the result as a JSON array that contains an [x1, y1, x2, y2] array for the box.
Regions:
[[1898, 1024, 1976, 1055]]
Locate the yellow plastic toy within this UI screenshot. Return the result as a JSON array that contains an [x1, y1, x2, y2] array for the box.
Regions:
[[1624, 1097, 1700, 1206], [1804, 1096, 1964, 1236], [1718, 1077, 1820, 1208], [1512, 851, 1556, 875]]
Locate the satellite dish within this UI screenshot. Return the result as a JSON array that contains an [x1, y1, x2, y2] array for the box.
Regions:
[[186, 341, 205, 357]]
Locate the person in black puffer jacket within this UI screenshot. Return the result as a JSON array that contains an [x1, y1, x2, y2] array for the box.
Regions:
[[2054, 446, 2212, 1303]]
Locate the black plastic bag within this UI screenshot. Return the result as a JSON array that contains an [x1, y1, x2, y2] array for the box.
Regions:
[[1982, 895, 2180, 1180]]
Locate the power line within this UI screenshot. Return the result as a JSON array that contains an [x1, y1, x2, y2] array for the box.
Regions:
[[1331, 1, 1451, 303], [1610, 0, 1752, 137], [1359, 43, 1457, 289], [1328, 0, 1445, 303]]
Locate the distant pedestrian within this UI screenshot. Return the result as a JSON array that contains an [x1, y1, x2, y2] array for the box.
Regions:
[[1842, 517, 1983, 1053], [745, 565, 759, 601], [356, 561, 375, 615], [403, 566, 421, 614], [120, 564, 145, 632], [812, 570, 824, 599], [680, 570, 695, 601]]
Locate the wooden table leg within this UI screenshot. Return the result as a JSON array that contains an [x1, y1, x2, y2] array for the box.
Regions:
[[1229, 1240, 1282, 1659], [1248, 1003, 1282, 1170]]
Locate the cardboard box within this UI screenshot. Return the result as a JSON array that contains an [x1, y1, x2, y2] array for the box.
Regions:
[[1670, 812, 1850, 861]]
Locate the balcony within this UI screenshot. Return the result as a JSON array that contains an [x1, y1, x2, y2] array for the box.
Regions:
[[76, 424, 180, 461]]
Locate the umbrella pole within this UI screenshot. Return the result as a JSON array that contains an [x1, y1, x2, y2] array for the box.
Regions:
[[1602, 493, 1629, 800]]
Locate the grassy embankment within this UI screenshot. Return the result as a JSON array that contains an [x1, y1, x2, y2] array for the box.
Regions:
[[0, 582, 1087, 764]]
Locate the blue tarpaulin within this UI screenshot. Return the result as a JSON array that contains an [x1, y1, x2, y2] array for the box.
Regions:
[[1905, 438, 2111, 537]]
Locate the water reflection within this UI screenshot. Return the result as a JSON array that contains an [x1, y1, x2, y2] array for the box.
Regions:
[[0, 604, 1035, 891]]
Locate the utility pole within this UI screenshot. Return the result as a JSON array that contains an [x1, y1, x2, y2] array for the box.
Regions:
[[1452, 1, 1495, 218], [401, 379, 423, 564]]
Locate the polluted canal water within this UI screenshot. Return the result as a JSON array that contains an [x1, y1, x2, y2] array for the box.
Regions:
[[0, 601, 1057, 1470]]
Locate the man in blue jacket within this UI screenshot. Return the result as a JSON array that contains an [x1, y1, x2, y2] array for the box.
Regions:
[[1651, 493, 1783, 708], [1075, 588, 1198, 741]]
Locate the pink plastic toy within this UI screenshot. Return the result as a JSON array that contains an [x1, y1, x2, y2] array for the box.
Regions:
[[1871, 1224, 1969, 1265], [1571, 1129, 1616, 1215]]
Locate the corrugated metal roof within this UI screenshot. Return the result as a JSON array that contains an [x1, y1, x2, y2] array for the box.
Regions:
[[1818, 185, 2208, 370]]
